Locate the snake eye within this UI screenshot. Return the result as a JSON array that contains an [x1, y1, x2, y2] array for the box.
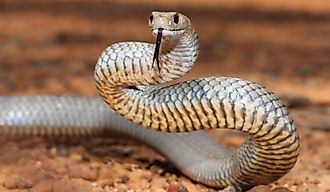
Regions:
[[149, 15, 153, 23], [173, 14, 179, 24]]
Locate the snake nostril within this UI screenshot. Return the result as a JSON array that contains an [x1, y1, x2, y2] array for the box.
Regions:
[[149, 15, 154, 23]]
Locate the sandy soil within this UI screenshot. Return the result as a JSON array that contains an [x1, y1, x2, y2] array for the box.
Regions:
[[0, 1, 329, 191]]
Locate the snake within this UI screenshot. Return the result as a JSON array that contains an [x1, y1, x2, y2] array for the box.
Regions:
[[0, 11, 299, 191]]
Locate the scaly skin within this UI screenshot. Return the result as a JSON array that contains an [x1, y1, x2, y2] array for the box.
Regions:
[[0, 12, 299, 191]]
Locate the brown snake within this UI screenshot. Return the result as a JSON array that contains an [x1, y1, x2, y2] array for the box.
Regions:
[[0, 12, 299, 191]]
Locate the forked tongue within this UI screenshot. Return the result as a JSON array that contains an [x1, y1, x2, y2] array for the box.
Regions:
[[152, 28, 163, 71]]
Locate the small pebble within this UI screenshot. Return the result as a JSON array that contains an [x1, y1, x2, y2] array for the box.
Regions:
[[80, 166, 99, 181], [122, 163, 136, 171], [249, 185, 271, 192], [272, 187, 293, 192], [119, 175, 130, 184], [167, 181, 187, 192], [98, 166, 113, 180], [3, 176, 33, 189], [32, 178, 54, 192], [67, 164, 81, 178], [69, 153, 83, 162]]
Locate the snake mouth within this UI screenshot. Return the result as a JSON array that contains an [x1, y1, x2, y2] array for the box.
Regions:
[[152, 28, 186, 36]]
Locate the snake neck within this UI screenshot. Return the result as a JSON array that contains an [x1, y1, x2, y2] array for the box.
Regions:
[[158, 28, 199, 82], [95, 27, 199, 115], [95, 27, 198, 88]]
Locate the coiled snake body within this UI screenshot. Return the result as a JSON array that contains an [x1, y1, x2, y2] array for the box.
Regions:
[[0, 12, 299, 191]]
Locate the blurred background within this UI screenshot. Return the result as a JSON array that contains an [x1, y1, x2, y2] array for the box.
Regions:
[[0, 0, 329, 191]]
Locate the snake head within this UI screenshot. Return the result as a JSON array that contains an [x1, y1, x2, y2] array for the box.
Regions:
[[149, 11, 191, 38], [149, 12, 191, 70]]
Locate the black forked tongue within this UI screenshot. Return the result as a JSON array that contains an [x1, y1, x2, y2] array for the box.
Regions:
[[152, 28, 163, 71]]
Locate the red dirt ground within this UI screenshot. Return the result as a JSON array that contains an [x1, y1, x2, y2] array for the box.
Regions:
[[0, 1, 329, 191]]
